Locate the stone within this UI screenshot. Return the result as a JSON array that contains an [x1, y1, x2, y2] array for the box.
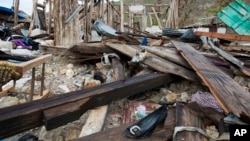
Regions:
[[60, 69, 67, 75], [165, 91, 177, 103], [66, 64, 74, 69], [96, 62, 103, 70], [179, 92, 190, 102], [45, 67, 53, 75], [65, 69, 74, 78]]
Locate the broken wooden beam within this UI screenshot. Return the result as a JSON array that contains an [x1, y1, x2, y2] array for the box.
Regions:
[[0, 73, 173, 139], [195, 31, 250, 41], [106, 43, 199, 82], [171, 40, 250, 122], [74, 107, 176, 141]]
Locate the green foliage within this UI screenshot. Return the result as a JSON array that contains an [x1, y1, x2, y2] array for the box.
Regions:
[[205, 0, 231, 14], [205, 8, 219, 14]]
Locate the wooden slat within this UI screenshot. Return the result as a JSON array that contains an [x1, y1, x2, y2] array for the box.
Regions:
[[219, 45, 250, 52], [175, 103, 209, 141], [135, 45, 191, 69], [106, 43, 199, 82], [68, 42, 114, 54], [208, 39, 244, 68], [195, 31, 250, 41], [74, 107, 176, 141], [0, 73, 172, 138], [15, 54, 52, 72], [171, 40, 250, 122]]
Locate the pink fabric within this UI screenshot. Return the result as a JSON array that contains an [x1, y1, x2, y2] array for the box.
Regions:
[[191, 91, 223, 113]]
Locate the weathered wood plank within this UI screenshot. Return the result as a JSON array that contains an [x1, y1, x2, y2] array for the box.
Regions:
[[135, 45, 191, 69], [175, 103, 209, 141], [208, 39, 244, 68], [195, 31, 250, 41], [0, 73, 172, 138], [220, 45, 250, 52], [172, 40, 250, 122], [79, 58, 125, 137], [74, 107, 176, 141], [106, 43, 199, 82], [69, 42, 114, 54]]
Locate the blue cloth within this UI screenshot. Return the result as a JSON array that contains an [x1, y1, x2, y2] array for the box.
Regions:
[[141, 37, 148, 46]]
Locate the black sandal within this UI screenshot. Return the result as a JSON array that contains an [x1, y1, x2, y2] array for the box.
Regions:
[[125, 105, 168, 138]]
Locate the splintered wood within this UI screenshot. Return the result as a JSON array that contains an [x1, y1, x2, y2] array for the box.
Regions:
[[106, 43, 199, 82], [171, 40, 250, 122]]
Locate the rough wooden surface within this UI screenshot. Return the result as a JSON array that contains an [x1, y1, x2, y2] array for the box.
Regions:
[[14, 0, 20, 26], [172, 40, 250, 122], [175, 103, 209, 141], [0, 73, 171, 138], [136, 45, 191, 69], [74, 108, 176, 141], [79, 58, 125, 137], [195, 31, 250, 41], [106, 43, 199, 82], [69, 42, 114, 54], [54, 0, 80, 46], [208, 39, 244, 68]]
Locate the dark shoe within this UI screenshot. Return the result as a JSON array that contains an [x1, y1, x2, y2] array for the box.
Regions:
[[125, 105, 168, 138]]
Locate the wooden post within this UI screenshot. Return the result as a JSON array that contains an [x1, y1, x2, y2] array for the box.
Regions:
[[27, 0, 38, 37], [54, 0, 80, 46], [151, 7, 162, 29], [120, 0, 124, 32], [88, 0, 94, 40], [14, 0, 20, 26], [84, 0, 89, 42], [48, 0, 52, 34]]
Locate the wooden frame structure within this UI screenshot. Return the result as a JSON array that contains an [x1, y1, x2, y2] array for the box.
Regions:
[[0, 54, 52, 101]]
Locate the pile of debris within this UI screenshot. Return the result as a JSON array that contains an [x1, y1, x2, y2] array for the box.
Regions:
[[1, 0, 250, 141]]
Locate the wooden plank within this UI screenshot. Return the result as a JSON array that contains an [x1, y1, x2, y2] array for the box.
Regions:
[[208, 39, 244, 68], [69, 42, 114, 54], [0, 85, 14, 97], [0, 73, 172, 138], [171, 40, 250, 122], [75, 107, 176, 141], [27, 0, 38, 37], [120, 0, 124, 32], [47, 0, 52, 34], [151, 7, 162, 29], [14, 0, 20, 26], [219, 45, 250, 52], [79, 58, 125, 137], [175, 103, 209, 141], [106, 43, 199, 82], [195, 31, 250, 41], [16, 54, 52, 72], [135, 45, 191, 69], [79, 105, 108, 137]]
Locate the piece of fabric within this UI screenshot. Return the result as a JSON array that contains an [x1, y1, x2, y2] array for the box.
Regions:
[[191, 91, 223, 113], [11, 39, 32, 50]]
